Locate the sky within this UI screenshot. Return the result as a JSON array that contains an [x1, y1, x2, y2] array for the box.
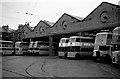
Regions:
[[0, 0, 119, 30]]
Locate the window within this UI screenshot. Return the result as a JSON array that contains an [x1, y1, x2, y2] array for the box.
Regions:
[[113, 44, 120, 51], [81, 48, 94, 52], [58, 47, 62, 51], [81, 38, 94, 43], [107, 34, 112, 39], [70, 46, 75, 52], [76, 38, 80, 42], [69, 38, 75, 42], [67, 47, 70, 52], [99, 46, 110, 51], [61, 40, 66, 43], [66, 39, 69, 43], [117, 36, 120, 42], [75, 46, 80, 52]]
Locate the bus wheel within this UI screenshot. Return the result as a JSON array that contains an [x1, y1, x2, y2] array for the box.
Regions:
[[75, 54, 81, 60]]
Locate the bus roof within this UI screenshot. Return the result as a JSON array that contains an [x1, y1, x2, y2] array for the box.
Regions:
[[96, 32, 112, 35], [16, 41, 29, 43], [35, 41, 49, 43], [60, 38, 69, 40], [0, 40, 13, 43], [113, 27, 120, 31], [69, 36, 93, 39]]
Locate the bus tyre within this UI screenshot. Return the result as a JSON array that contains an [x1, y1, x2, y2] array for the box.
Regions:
[[75, 54, 81, 60]]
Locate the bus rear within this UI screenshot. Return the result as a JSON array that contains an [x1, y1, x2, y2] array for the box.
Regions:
[[58, 38, 69, 58], [67, 36, 94, 59]]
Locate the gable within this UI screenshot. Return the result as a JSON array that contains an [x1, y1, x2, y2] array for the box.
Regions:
[[67, 2, 120, 33], [23, 25, 33, 38], [83, 2, 120, 22], [51, 2, 120, 34], [51, 13, 82, 34]]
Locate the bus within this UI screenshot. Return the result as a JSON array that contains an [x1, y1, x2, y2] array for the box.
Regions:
[[111, 27, 120, 64], [67, 36, 94, 59], [58, 38, 69, 58], [15, 41, 29, 55], [33, 41, 49, 56], [0, 40, 14, 56], [27, 41, 35, 55], [93, 32, 113, 61]]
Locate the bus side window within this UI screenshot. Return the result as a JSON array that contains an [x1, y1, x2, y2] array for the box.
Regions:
[[71, 46, 74, 52], [117, 36, 120, 42], [108, 34, 112, 39], [75, 46, 80, 52], [66, 39, 69, 43], [76, 38, 80, 42]]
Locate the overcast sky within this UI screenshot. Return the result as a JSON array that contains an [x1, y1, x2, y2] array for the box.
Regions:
[[0, 0, 119, 29]]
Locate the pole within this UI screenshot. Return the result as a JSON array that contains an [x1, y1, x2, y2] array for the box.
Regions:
[[49, 36, 53, 56]]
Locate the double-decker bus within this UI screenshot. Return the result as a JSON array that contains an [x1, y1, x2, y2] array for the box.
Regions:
[[0, 40, 14, 56], [33, 41, 49, 56], [93, 32, 113, 61], [111, 27, 120, 64], [15, 41, 29, 55], [67, 36, 94, 59], [58, 38, 69, 58]]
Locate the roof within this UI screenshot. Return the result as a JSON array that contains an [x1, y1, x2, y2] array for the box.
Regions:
[[0, 27, 7, 32], [24, 24, 33, 31], [70, 36, 93, 39], [44, 20, 54, 27], [61, 38, 69, 40], [70, 15, 83, 21], [52, 13, 83, 27], [65, 13, 83, 21], [96, 32, 112, 35], [113, 27, 120, 31], [83, 2, 120, 21]]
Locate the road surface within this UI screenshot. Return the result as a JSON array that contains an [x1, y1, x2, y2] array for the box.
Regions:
[[1, 56, 120, 79]]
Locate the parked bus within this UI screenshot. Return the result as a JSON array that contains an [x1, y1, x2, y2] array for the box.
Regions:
[[0, 40, 14, 56], [67, 36, 94, 59], [15, 41, 29, 55], [58, 38, 69, 58], [93, 32, 113, 61], [111, 27, 120, 64], [33, 41, 49, 56]]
